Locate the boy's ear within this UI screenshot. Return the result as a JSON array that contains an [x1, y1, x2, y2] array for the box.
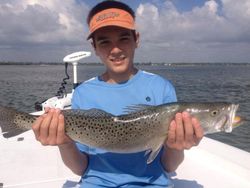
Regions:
[[91, 40, 96, 49], [91, 40, 98, 56], [135, 32, 140, 48]]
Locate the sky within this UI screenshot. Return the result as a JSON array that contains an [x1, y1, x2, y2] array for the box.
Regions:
[[0, 0, 250, 63]]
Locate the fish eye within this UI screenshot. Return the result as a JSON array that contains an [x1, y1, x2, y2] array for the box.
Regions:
[[211, 110, 219, 116]]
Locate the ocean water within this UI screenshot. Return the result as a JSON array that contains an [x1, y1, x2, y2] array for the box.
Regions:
[[0, 63, 249, 152]]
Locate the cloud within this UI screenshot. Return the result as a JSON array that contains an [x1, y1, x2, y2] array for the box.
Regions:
[[0, 0, 250, 63], [0, 0, 93, 62], [135, 0, 250, 62], [0, 0, 90, 44]]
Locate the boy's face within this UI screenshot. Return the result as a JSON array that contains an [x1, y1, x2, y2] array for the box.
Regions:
[[92, 26, 139, 75]]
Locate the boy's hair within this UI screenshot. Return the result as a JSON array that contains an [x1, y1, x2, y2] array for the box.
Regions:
[[87, 0, 135, 26]]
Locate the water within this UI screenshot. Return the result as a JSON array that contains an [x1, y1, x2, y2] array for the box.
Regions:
[[0, 63, 249, 152]]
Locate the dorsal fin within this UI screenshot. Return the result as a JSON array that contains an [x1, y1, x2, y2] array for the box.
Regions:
[[123, 104, 155, 114]]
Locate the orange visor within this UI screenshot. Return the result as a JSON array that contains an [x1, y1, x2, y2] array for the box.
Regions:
[[87, 8, 135, 40]]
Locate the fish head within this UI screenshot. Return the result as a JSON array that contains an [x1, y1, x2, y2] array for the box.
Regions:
[[184, 103, 240, 134]]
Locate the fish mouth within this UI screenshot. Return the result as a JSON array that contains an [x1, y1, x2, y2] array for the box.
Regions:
[[224, 104, 240, 132], [233, 116, 242, 127]]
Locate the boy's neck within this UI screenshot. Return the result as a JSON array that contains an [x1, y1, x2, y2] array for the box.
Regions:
[[101, 67, 138, 84]]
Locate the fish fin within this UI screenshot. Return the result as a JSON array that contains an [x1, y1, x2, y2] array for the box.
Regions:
[[144, 149, 151, 157], [123, 104, 155, 114], [0, 106, 30, 138], [146, 144, 163, 164], [69, 108, 114, 118]]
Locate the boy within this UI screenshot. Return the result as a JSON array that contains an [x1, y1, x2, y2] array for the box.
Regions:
[[32, 1, 203, 187]]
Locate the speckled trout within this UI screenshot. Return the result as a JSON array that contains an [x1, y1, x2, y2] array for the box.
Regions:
[[0, 102, 241, 164]]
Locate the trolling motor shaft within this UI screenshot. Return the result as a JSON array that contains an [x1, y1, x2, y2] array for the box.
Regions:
[[63, 51, 91, 89]]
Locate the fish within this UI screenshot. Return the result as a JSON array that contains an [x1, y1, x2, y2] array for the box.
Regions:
[[0, 102, 241, 164]]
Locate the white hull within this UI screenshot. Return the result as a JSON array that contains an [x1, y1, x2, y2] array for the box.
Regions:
[[1, 130, 250, 188]]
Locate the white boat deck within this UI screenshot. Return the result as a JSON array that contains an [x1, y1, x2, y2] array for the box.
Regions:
[[171, 137, 250, 188], [0, 131, 80, 188], [1, 130, 250, 188]]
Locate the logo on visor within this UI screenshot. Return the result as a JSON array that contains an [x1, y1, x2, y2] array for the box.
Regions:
[[96, 12, 120, 22]]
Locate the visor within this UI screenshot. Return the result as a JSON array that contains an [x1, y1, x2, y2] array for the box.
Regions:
[[87, 8, 135, 40]]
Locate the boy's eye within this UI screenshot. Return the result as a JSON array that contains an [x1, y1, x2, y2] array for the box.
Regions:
[[98, 40, 110, 45], [120, 37, 130, 41]]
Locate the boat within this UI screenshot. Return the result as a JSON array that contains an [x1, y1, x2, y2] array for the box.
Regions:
[[1, 52, 250, 188]]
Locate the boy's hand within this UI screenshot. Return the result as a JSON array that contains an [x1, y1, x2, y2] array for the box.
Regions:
[[32, 108, 73, 146], [166, 112, 204, 150]]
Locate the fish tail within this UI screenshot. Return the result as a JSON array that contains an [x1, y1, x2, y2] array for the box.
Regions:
[[0, 106, 32, 138]]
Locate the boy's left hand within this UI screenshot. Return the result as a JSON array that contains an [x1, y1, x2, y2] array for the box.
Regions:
[[166, 112, 204, 150]]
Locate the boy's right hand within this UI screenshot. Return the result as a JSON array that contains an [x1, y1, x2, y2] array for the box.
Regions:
[[32, 108, 73, 146]]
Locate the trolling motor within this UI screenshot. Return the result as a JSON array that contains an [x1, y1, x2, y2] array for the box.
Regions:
[[33, 51, 91, 115], [63, 51, 91, 90]]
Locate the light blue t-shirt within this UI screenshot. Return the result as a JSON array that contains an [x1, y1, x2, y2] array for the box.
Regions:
[[72, 70, 177, 188]]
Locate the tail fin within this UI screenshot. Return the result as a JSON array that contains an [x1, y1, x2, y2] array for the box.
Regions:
[[0, 106, 32, 138]]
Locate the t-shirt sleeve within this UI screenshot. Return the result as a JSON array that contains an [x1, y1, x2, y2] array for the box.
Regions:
[[150, 75, 177, 104], [75, 142, 90, 154], [163, 79, 177, 103]]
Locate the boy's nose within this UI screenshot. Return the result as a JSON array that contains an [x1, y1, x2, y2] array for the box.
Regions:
[[110, 44, 122, 55]]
